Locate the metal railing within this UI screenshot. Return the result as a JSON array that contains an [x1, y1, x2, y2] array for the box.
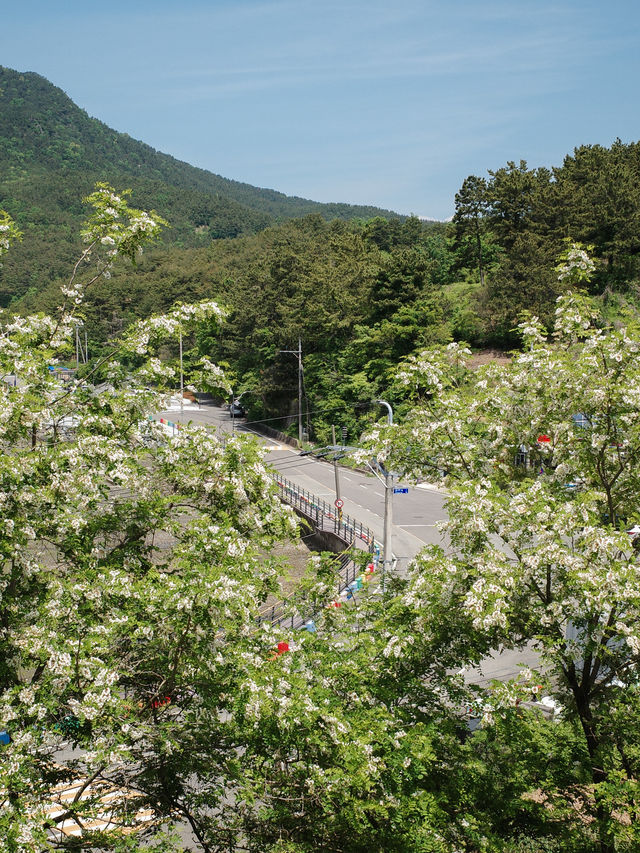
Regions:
[[256, 548, 376, 631], [260, 477, 380, 631], [145, 418, 381, 630], [273, 475, 376, 553]]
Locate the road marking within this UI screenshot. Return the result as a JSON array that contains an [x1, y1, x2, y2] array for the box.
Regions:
[[43, 776, 155, 840]]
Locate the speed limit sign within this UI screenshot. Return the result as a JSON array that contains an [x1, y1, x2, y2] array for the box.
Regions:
[[335, 498, 344, 509]]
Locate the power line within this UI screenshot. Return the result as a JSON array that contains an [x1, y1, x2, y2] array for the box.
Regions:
[[232, 400, 373, 429], [269, 456, 356, 474], [170, 401, 373, 431]]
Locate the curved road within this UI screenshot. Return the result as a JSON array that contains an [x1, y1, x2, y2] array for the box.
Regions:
[[158, 401, 447, 575], [158, 400, 539, 683]]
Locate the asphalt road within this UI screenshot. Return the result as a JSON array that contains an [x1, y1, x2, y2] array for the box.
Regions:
[[157, 400, 448, 576], [158, 400, 539, 682]]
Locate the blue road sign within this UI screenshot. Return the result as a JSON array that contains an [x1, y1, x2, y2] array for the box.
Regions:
[[393, 487, 409, 494]]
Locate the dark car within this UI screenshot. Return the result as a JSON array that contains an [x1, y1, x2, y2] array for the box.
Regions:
[[229, 400, 245, 417]]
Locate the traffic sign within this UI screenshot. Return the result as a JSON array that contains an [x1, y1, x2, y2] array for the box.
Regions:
[[393, 487, 409, 494], [334, 498, 344, 509]]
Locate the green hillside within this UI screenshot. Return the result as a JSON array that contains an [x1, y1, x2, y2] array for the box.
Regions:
[[0, 66, 402, 304], [5, 65, 640, 452]]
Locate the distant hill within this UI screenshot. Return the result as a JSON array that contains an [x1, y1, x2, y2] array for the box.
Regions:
[[0, 66, 402, 305]]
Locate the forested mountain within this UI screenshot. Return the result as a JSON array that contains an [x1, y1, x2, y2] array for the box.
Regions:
[[10, 140, 640, 441], [15, 210, 451, 440], [176, 140, 640, 438], [2, 61, 640, 442], [0, 65, 401, 304]]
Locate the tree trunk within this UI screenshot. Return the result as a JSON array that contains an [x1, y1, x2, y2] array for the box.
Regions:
[[475, 218, 485, 287], [573, 687, 615, 853]]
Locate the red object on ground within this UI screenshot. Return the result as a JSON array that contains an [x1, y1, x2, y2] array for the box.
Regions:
[[269, 641, 291, 660]]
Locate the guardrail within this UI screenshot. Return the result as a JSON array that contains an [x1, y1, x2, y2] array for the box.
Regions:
[[262, 477, 380, 631], [273, 475, 376, 553]]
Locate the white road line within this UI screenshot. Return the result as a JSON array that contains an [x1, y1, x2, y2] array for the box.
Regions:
[[43, 776, 155, 840]]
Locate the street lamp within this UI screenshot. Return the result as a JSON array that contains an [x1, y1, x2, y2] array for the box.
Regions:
[[376, 400, 394, 593], [179, 326, 184, 417]]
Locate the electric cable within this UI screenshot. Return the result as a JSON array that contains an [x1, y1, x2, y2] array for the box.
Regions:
[[216, 400, 374, 429]]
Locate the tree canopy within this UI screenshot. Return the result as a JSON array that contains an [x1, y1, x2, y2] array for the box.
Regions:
[[361, 255, 640, 852], [3, 189, 640, 852]]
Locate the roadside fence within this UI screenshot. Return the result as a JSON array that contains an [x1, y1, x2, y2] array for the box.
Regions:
[[260, 477, 381, 632], [273, 475, 376, 553]]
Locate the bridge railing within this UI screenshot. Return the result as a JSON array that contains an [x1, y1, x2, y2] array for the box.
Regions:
[[147, 419, 380, 629], [273, 475, 376, 553], [261, 477, 380, 630]]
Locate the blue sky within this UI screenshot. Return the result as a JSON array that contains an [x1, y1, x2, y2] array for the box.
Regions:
[[2, 0, 639, 219]]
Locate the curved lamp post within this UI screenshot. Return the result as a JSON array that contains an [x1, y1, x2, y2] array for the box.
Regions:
[[376, 400, 394, 593]]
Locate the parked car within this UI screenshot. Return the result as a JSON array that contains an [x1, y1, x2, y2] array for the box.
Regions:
[[229, 400, 246, 418]]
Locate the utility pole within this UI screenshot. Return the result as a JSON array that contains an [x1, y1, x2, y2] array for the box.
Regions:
[[280, 338, 303, 446], [298, 337, 303, 445], [376, 400, 394, 594], [332, 425, 342, 525], [75, 323, 88, 367], [179, 326, 184, 417]]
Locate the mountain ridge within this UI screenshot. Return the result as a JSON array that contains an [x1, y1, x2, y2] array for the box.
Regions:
[[0, 66, 401, 221], [0, 65, 403, 305]]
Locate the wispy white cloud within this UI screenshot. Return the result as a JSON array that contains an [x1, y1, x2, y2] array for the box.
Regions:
[[2, 0, 639, 216]]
